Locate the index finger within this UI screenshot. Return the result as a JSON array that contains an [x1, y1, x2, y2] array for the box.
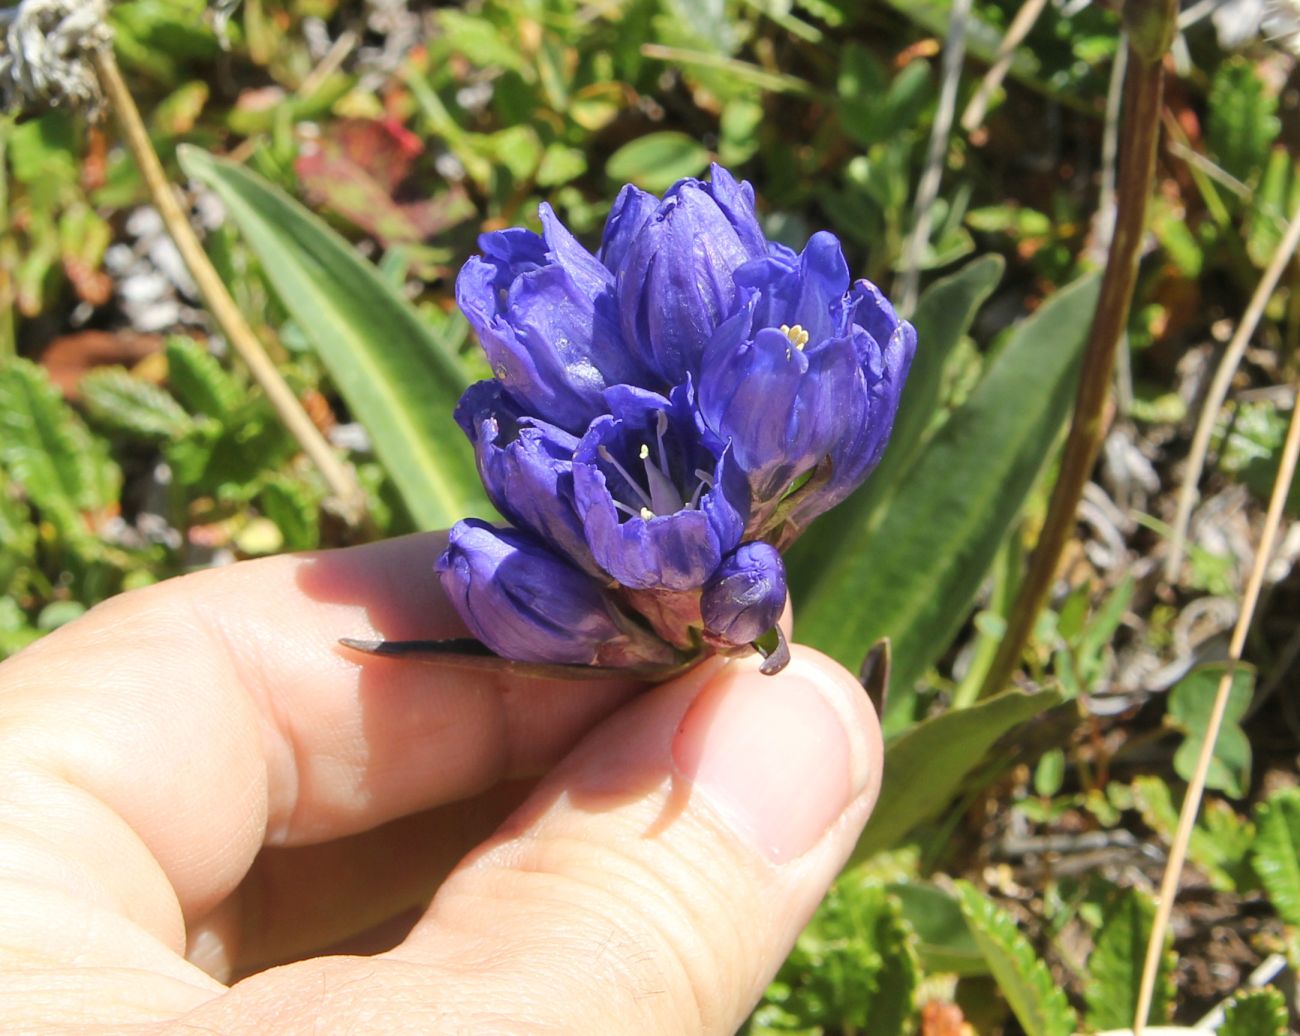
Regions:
[[0, 533, 642, 949]]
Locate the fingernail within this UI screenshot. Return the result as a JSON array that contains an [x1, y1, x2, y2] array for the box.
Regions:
[[671, 659, 871, 863]]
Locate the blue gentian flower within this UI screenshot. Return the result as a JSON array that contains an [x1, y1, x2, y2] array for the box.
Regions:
[[438, 163, 916, 673]]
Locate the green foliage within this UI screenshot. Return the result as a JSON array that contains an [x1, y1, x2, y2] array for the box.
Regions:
[[1253, 788, 1300, 928], [799, 274, 1100, 730], [955, 882, 1078, 1036], [0, 358, 119, 540], [179, 147, 491, 530], [851, 687, 1062, 864], [1207, 59, 1280, 188], [605, 132, 712, 193], [751, 876, 918, 1035], [1166, 664, 1255, 799], [80, 366, 192, 441], [1220, 987, 1289, 1036], [1084, 888, 1174, 1030], [1131, 775, 1258, 893]]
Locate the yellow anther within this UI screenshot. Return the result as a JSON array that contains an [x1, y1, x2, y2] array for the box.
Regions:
[[779, 323, 810, 349], [640, 506, 655, 520], [639, 443, 651, 460]]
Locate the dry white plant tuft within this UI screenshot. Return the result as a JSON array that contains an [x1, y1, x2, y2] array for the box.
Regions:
[[0, 0, 111, 116]]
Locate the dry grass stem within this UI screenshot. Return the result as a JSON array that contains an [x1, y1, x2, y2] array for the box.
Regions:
[[1164, 200, 1300, 583]]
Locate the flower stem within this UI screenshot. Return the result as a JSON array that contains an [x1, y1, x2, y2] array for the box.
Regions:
[[91, 47, 366, 526], [977, 8, 1174, 702]]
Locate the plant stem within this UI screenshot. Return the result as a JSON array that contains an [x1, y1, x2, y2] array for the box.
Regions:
[[977, 17, 1171, 702], [92, 48, 366, 526]]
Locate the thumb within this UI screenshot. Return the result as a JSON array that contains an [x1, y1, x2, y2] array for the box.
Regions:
[[398, 644, 883, 1033]]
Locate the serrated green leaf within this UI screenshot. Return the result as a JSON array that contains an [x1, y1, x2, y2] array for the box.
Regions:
[[80, 367, 194, 441], [1167, 664, 1255, 799], [0, 358, 120, 536], [1254, 787, 1300, 927], [1207, 59, 1280, 187], [1085, 887, 1174, 1029], [798, 275, 1100, 730], [1132, 776, 1256, 893], [889, 881, 986, 976], [1220, 986, 1288, 1036], [788, 254, 1004, 602], [955, 882, 1077, 1036], [178, 147, 490, 530], [753, 879, 917, 1035], [165, 336, 242, 422], [850, 688, 1062, 864]]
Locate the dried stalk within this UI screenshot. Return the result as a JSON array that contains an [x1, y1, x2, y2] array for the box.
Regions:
[[959, 0, 1049, 134], [92, 48, 366, 526], [1164, 202, 1300, 582], [897, 0, 971, 316], [978, 5, 1174, 701], [1133, 369, 1300, 1034]]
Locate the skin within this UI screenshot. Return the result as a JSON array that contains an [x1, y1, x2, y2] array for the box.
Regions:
[[0, 532, 883, 1034]]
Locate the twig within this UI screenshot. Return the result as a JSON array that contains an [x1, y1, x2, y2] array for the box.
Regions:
[[92, 48, 366, 526], [979, 4, 1175, 701], [898, 0, 971, 315], [1164, 200, 1300, 582], [959, 0, 1049, 133], [1134, 373, 1300, 1034]]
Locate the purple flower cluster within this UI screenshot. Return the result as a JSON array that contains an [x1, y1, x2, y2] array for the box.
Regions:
[[437, 165, 916, 670]]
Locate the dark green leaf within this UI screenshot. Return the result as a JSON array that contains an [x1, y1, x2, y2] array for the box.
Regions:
[[165, 337, 242, 423], [850, 688, 1062, 863], [798, 274, 1099, 730]]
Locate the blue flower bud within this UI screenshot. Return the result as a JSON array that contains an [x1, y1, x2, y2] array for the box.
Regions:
[[616, 164, 769, 386], [455, 204, 648, 433], [438, 519, 671, 665], [701, 542, 787, 646]]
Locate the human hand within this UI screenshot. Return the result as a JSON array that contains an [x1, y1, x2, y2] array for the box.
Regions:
[[0, 533, 882, 1033]]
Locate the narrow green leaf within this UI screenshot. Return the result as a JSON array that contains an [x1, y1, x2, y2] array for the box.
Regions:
[[850, 687, 1061, 863], [1253, 787, 1300, 927], [798, 274, 1100, 727], [1084, 887, 1174, 1029], [0, 358, 120, 536], [605, 132, 712, 193], [955, 882, 1077, 1036], [178, 146, 490, 530], [788, 254, 1004, 598], [80, 367, 193, 441], [1220, 987, 1289, 1036]]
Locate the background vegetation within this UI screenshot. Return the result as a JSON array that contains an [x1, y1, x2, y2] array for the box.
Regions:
[[2, 0, 1300, 1031]]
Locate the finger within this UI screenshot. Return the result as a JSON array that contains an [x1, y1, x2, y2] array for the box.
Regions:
[[174, 646, 880, 1033], [0, 533, 641, 959], [185, 778, 536, 981]]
